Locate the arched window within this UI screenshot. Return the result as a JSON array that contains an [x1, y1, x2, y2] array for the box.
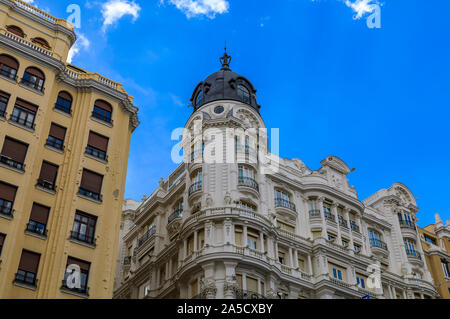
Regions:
[[0, 54, 19, 80], [32, 37, 50, 50], [55, 91, 73, 114], [237, 84, 250, 103], [22, 67, 45, 92], [92, 100, 113, 124], [6, 25, 24, 38], [195, 90, 203, 106]]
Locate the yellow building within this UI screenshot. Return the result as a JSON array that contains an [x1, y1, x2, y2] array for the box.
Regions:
[[418, 214, 450, 299], [0, 0, 139, 298]]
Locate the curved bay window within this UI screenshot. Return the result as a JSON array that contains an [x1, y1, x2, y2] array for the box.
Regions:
[[369, 230, 387, 250], [22, 67, 45, 92], [398, 212, 415, 229], [309, 199, 320, 217], [55, 91, 73, 114], [238, 165, 258, 191], [404, 239, 420, 258], [6, 25, 24, 38], [237, 84, 250, 103], [168, 200, 183, 224], [0, 54, 19, 80], [92, 100, 113, 124], [274, 189, 296, 212], [189, 170, 202, 196]]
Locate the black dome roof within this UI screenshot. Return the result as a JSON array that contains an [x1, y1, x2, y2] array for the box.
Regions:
[[190, 50, 260, 111]]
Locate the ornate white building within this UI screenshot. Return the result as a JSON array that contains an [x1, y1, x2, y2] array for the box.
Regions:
[[113, 52, 439, 299]]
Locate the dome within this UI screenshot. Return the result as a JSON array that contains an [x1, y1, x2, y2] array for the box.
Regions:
[[190, 50, 260, 111]]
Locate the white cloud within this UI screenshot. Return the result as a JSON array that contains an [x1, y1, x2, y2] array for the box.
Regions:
[[344, 0, 379, 19], [163, 0, 229, 19], [67, 33, 90, 63], [101, 0, 141, 32]]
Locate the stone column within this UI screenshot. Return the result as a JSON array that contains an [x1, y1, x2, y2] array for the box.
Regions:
[[194, 230, 198, 251], [307, 254, 313, 275], [318, 197, 327, 238], [332, 203, 342, 244], [274, 241, 279, 262], [243, 224, 248, 247], [183, 239, 187, 259], [223, 261, 238, 299], [293, 250, 299, 269], [344, 208, 354, 249], [260, 231, 265, 252], [289, 247, 294, 268]]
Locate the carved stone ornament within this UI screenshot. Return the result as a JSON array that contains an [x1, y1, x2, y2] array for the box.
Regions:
[[223, 277, 239, 296], [224, 192, 232, 205], [206, 194, 214, 207], [200, 278, 217, 298]]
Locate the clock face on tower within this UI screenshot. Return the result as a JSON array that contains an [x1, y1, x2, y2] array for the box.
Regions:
[[214, 105, 224, 114]]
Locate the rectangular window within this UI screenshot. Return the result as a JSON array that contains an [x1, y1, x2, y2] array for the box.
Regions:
[[0, 181, 17, 216], [92, 101, 112, 123], [11, 99, 38, 129], [0, 233, 5, 257], [235, 226, 243, 246], [0, 91, 10, 117], [63, 256, 90, 294], [278, 251, 285, 265], [71, 211, 97, 245], [86, 131, 109, 161], [15, 250, 40, 286], [46, 123, 66, 150], [424, 235, 437, 245], [79, 169, 103, 201], [247, 276, 258, 293], [0, 136, 28, 171], [356, 275, 366, 289], [332, 268, 342, 280], [442, 260, 450, 278], [27, 203, 50, 236], [37, 161, 58, 191], [247, 234, 258, 250], [278, 220, 295, 233]]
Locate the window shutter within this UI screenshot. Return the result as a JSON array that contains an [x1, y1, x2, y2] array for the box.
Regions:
[[38, 162, 58, 184], [247, 277, 258, 293], [49, 123, 66, 140], [0, 182, 17, 202], [0, 55, 18, 69], [67, 257, 90, 272], [88, 132, 109, 151], [25, 67, 45, 79], [19, 250, 40, 273], [94, 100, 112, 112], [1, 137, 28, 163], [29, 203, 50, 225], [15, 99, 38, 112], [80, 169, 103, 194], [58, 91, 72, 101]]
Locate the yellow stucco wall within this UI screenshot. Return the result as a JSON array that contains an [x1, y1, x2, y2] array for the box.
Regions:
[[0, 0, 137, 299]]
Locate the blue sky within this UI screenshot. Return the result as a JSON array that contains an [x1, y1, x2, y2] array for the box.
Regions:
[[29, 0, 449, 227]]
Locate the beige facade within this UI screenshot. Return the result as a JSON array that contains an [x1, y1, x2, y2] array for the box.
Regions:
[[0, 0, 139, 299], [418, 214, 450, 299], [113, 53, 438, 299]]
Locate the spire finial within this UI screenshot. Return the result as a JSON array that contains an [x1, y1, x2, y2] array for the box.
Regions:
[[220, 44, 231, 70]]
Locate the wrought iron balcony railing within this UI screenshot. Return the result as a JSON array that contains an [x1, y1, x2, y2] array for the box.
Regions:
[[370, 239, 388, 251], [0, 154, 25, 171], [274, 198, 296, 212], [9, 114, 35, 129], [188, 182, 202, 196], [168, 209, 183, 224], [399, 219, 416, 230], [70, 231, 96, 245], [14, 270, 37, 287], [324, 211, 335, 222], [309, 209, 320, 217], [37, 179, 56, 191], [85, 146, 108, 161], [138, 226, 156, 247], [405, 249, 422, 260], [78, 187, 102, 202], [26, 221, 48, 237], [238, 177, 259, 192], [350, 221, 360, 233]]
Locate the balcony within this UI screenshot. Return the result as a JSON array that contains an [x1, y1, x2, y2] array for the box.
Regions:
[[338, 216, 348, 229], [61, 280, 89, 298], [274, 198, 296, 213], [78, 187, 102, 202], [168, 209, 183, 224], [85, 145, 108, 162], [399, 220, 417, 239], [238, 177, 259, 193], [36, 179, 56, 192], [406, 250, 423, 265], [9, 114, 35, 130], [46, 137, 64, 151], [324, 211, 336, 223], [370, 239, 389, 257], [26, 221, 48, 238], [14, 270, 37, 288], [350, 221, 360, 233], [235, 289, 266, 299], [70, 231, 96, 246], [188, 182, 202, 197], [138, 226, 156, 248], [0, 201, 13, 218], [123, 256, 132, 266], [20, 77, 45, 93], [0, 154, 25, 172], [310, 209, 320, 218]]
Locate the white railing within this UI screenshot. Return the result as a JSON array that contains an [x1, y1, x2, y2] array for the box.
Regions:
[[3, 31, 53, 57], [13, 0, 57, 24]]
